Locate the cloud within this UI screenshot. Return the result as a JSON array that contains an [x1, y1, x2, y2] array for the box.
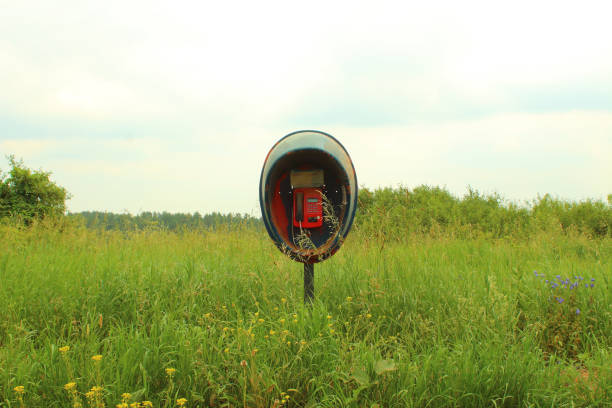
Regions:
[[331, 111, 612, 202], [1, 0, 611, 213], [2, 111, 610, 215], [3, 1, 611, 124]]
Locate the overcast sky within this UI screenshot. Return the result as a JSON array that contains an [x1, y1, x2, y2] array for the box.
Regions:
[[1, 0, 611, 215]]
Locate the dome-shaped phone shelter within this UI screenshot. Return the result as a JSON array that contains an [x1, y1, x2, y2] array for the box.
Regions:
[[259, 130, 357, 264]]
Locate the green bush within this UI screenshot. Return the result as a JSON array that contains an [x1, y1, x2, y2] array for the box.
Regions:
[[0, 156, 70, 222], [356, 185, 611, 240], [531, 194, 611, 237]]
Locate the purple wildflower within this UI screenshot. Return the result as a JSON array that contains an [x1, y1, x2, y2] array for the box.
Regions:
[[576, 309, 580, 315]]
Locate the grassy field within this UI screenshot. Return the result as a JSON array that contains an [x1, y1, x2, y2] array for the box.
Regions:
[[1, 223, 611, 407]]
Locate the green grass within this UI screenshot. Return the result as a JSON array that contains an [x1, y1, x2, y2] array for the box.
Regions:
[[1, 223, 611, 407]]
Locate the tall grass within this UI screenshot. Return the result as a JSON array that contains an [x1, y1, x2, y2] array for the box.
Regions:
[[1, 216, 610, 407]]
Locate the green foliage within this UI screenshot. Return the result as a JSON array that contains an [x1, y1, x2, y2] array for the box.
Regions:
[[532, 194, 611, 237], [357, 185, 611, 240], [0, 155, 70, 222]]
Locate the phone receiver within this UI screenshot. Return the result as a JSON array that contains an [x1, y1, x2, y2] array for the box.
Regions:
[[295, 191, 303, 222]]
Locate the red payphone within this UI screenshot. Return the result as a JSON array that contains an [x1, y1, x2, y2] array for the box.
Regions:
[[293, 188, 323, 228], [290, 169, 324, 229]]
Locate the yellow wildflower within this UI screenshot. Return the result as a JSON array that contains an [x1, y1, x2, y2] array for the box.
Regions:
[[293, 319, 298, 324], [64, 382, 77, 391], [165, 367, 176, 377], [258, 318, 264, 323], [142, 402, 153, 408], [281, 298, 286, 303], [91, 354, 103, 362], [279, 318, 285, 324], [116, 404, 128, 408], [346, 296, 353, 302], [130, 403, 140, 408], [121, 392, 132, 401], [224, 347, 229, 353], [366, 313, 372, 319], [254, 311, 259, 317], [59, 345, 70, 353], [326, 315, 332, 319], [269, 330, 276, 335], [176, 397, 187, 407], [14, 385, 25, 394]]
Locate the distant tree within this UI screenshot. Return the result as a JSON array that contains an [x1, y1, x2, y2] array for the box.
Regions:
[[0, 155, 70, 221]]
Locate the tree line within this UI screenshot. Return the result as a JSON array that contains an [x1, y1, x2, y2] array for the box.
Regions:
[[2, 156, 610, 238], [70, 210, 261, 231]]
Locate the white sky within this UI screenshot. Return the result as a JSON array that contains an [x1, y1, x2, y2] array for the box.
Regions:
[[1, 0, 611, 214]]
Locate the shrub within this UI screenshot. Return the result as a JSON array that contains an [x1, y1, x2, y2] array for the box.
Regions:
[[0, 155, 70, 222], [355, 185, 611, 240]]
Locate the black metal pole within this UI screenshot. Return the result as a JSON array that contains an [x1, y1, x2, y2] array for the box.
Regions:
[[304, 262, 314, 304]]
